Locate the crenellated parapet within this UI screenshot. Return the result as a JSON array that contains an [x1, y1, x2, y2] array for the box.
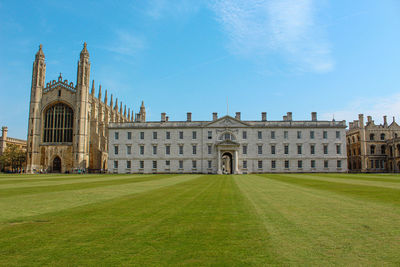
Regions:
[[43, 73, 76, 93]]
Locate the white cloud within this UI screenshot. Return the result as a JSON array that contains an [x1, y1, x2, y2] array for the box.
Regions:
[[210, 0, 334, 73], [320, 93, 400, 125], [106, 30, 145, 57]]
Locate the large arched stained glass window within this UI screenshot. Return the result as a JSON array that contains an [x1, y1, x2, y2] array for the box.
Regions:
[[43, 103, 73, 143]]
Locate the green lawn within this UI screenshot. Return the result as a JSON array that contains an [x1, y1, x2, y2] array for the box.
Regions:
[[0, 173, 399, 266]]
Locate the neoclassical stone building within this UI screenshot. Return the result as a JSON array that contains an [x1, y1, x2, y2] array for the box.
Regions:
[[26, 44, 140, 173], [108, 112, 347, 174], [0, 126, 27, 155], [347, 114, 400, 173]]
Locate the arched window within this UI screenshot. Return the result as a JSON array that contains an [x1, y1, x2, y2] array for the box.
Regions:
[[370, 133, 375, 141], [43, 103, 74, 143], [380, 133, 385, 140], [370, 145, 375, 155], [381, 145, 386, 155], [219, 132, 236, 141]]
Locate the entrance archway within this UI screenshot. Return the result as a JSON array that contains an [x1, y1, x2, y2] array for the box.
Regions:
[[53, 156, 61, 173], [221, 152, 233, 174]]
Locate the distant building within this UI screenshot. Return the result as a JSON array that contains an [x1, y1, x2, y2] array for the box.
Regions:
[[108, 112, 347, 174], [0, 126, 27, 155], [346, 114, 400, 173]]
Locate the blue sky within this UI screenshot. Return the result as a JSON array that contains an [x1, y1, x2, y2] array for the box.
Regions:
[[0, 0, 400, 139]]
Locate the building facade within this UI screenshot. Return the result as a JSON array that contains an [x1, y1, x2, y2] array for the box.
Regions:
[[0, 126, 27, 155], [26, 44, 138, 173], [347, 114, 400, 173], [108, 112, 347, 174]]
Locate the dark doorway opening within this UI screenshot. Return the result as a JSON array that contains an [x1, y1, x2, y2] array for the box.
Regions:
[[221, 152, 233, 174], [53, 156, 61, 173]]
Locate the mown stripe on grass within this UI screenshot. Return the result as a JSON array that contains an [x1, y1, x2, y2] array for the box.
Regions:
[[0, 174, 200, 222], [0, 174, 127, 185], [313, 173, 400, 183]]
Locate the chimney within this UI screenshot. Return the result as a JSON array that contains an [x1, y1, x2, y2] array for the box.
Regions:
[[283, 116, 287, 121], [384, 115, 388, 126], [287, 112, 292, 121], [213, 112, 218, 121], [161, 113, 166, 122], [367, 116, 372, 123], [1, 126, 8, 139], [261, 112, 267, 122], [166, 116, 169, 122], [349, 122, 353, 129], [235, 112, 241, 120], [358, 114, 364, 128], [311, 112, 317, 121], [187, 112, 192, 122]]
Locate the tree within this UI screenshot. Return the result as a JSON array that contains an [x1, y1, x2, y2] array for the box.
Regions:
[[0, 144, 26, 172]]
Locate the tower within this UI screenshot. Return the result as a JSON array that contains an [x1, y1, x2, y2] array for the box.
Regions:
[[75, 42, 91, 168], [0, 126, 8, 154], [26, 45, 46, 173], [139, 101, 146, 122]]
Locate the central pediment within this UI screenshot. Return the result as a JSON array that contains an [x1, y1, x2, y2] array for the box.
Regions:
[[206, 115, 249, 127]]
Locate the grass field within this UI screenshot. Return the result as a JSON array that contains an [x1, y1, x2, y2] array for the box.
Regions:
[[0, 173, 399, 266]]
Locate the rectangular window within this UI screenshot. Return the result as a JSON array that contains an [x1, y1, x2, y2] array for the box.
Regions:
[[298, 160, 302, 168], [337, 160, 342, 168], [153, 161, 157, 169], [166, 160, 170, 166], [311, 160, 315, 168], [271, 160, 276, 169], [336, 144, 341, 154], [127, 145, 131, 155], [323, 145, 328, 154], [208, 131, 212, 139], [140, 160, 144, 169], [208, 145, 212, 154], [323, 131, 328, 139], [166, 131, 171, 139], [285, 160, 289, 169], [140, 145, 144, 155], [258, 160, 263, 169], [114, 145, 119, 155], [271, 131, 275, 139], [192, 145, 197, 155], [179, 131, 184, 139], [208, 160, 212, 169], [258, 131, 262, 139], [115, 132, 119, 140], [153, 132, 157, 139], [140, 132, 144, 140], [114, 160, 118, 168], [284, 145, 289, 155], [166, 145, 170, 155], [284, 131, 288, 139], [297, 131, 302, 139], [192, 160, 197, 169], [179, 145, 183, 155], [336, 131, 340, 139], [324, 160, 329, 168], [243, 145, 247, 155], [242, 131, 247, 139], [258, 145, 263, 155], [179, 160, 183, 169], [297, 145, 302, 155], [271, 145, 276, 155], [243, 160, 247, 169], [126, 160, 131, 169], [127, 132, 132, 140], [192, 131, 197, 139], [153, 146, 157, 155], [310, 145, 315, 155], [310, 131, 315, 139]]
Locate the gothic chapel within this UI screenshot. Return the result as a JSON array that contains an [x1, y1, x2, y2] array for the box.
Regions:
[[26, 43, 143, 173]]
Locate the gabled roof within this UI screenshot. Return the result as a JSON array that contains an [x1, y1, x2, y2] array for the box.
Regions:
[[205, 115, 250, 127]]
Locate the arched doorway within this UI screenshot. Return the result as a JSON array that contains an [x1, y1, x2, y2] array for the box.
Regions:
[[53, 156, 61, 173], [221, 152, 233, 174]]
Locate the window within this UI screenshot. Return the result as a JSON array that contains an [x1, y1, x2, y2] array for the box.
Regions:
[[258, 131, 262, 139], [140, 132, 144, 139], [208, 131, 212, 139], [243, 160, 247, 169], [153, 161, 157, 169], [114, 145, 119, 155], [323, 145, 328, 154], [166, 131, 171, 139], [179, 145, 184, 155], [192, 160, 197, 169], [380, 133, 385, 140], [208, 145, 212, 154], [243, 145, 247, 155], [336, 131, 340, 139], [298, 160, 302, 168], [58, 90, 61, 97], [139, 145, 145, 155], [285, 160, 289, 169], [323, 131, 328, 139], [336, 144, 341, 154], [271, 131, 275, 139], [126, 160, 131, 169], [42, 106, 74, 143], [310, 145, 315, 155], [370, 133, 375, 141], [297, 145, 302, 155], [114, 132, 119, 140], [208, 160, 212, 169], [127, 132, 132, 140], [179, 131, 184, 139], [192, 131, 197, 139], [166, 145, 170, 155], [140, 161, 144, 169], [284, 145, 289, 155], [311, 160, 316, 168], [381, 145, 386, 154], [324, 160, 329, 168], [179, 160, 183, 169], [192, 145, 197, 155], [127, 145, 131, 155], [310, 131, 315, 139], [337, 160, 342, 168], [370, 145, 375, 154], [153, 132, 157, 139], [258, 160, 263, 169], [166, 160, 170, 166], [152, 146, 157, 155], [114, 160, 118, 168], [284, 131, 288, 139], [242, 131, 247, 139], [297, 131, 302, 139], [271, 160, 276, 169], [258, 145, 263, 155]]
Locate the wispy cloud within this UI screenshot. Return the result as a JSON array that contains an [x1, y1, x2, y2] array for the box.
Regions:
[[106, 30, 146, 57], [321, 93, 400, 125], [210, 0, 334, 73], [146, 0, 202, 20]]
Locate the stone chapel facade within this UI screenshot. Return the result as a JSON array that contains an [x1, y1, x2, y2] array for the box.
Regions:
[[26, 44, 141, 173]]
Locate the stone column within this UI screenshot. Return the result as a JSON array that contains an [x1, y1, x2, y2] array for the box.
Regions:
[[217, 149, 222, 174], [234, 150, 239, 174]]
